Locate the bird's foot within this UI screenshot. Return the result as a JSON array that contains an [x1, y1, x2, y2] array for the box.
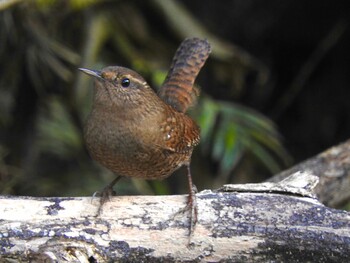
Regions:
[[93, 176, 122, 216], [92, 184, 116, 216], [174, 185, 198, 246]]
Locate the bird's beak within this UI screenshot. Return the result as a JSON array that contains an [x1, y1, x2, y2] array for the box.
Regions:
[[78, 68, 102, 79]]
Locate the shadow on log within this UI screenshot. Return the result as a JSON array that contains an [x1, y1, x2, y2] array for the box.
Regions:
[[1, 140, 350, 262]]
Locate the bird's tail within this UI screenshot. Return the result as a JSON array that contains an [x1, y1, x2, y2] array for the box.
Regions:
[[159, 38, 211, 113]]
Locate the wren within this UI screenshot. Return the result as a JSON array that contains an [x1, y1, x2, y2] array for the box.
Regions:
[[79, 38, 211, 234]]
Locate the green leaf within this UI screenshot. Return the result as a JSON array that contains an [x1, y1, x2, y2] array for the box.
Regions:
[[219, 124, 242, 174], [198, 96, 290, 176], [197, 97, 219, 141], [246, 140, 281, 174]]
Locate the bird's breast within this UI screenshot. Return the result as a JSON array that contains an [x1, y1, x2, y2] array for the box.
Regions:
[[84, 106, 188, 179]]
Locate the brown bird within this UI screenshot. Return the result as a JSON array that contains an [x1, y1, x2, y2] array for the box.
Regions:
[[79, 38, 211, 234]]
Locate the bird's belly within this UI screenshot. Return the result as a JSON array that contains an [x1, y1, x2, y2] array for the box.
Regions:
[[92, 145, 187, 180], [84, 121, 188, 179]]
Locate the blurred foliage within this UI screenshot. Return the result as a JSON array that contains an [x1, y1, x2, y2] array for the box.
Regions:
[[196, 96, 290, 180], [37, 97, 82, 158], [0, 0, 291, 197]]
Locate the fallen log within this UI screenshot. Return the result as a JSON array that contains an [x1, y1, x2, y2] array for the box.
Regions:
[[1, 140, 350, 262]]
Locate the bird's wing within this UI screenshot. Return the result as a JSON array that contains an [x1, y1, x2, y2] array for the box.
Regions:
[[158, 112, 200, 154]]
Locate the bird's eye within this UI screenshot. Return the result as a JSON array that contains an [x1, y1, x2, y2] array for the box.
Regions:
[[121, 78, 130, 88]]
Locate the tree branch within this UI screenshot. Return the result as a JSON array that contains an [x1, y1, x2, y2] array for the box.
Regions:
[[1, 140, 350, 262], [268, 139, 350, 207]]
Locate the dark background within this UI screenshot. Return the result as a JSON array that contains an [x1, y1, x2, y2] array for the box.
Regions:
[[184, 0, 350, 161], [0, 0, 349, 201]]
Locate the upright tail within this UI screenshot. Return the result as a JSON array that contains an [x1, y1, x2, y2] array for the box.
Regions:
[[159, 38, 211, 113]]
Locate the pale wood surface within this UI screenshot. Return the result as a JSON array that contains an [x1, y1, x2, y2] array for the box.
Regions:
[[1, 140, 350, 262], [269, 139, 350, 207]]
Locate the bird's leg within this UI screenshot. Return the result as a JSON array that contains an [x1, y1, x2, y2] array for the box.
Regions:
[[96, 175, 122, 215], [172, 163, 198, 240], [185, 163, 198, 237], [170, 163, 198, 240]]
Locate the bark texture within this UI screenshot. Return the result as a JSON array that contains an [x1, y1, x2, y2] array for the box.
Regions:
[[1, 140, 350, 262]]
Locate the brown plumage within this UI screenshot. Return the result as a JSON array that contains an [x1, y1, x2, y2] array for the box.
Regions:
[[79, 37, 211, 234], [159, 38, 210, 113]]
